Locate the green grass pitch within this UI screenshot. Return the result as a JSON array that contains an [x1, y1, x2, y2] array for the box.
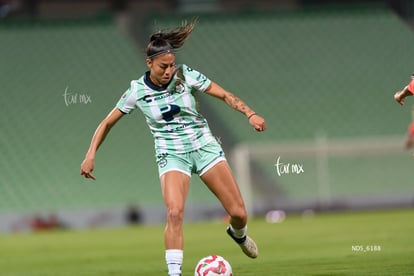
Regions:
[[0, 209, 413, 275]]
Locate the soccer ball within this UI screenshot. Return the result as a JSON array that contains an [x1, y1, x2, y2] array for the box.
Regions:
[[194, 255, 233, 276]]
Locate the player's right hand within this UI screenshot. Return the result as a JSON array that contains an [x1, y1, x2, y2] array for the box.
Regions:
[[80, 158, 96, 180]]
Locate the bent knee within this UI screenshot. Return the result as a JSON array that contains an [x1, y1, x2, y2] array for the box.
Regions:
[[228, 206, 247, 221]]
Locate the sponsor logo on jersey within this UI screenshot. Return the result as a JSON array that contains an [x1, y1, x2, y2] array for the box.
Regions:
[[143, 93, 173, 103]]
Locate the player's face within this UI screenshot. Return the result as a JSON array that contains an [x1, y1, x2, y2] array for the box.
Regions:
[[146, 53, 176, 87]]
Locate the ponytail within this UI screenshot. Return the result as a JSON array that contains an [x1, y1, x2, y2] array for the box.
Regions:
[[146, 19, 197, 59]]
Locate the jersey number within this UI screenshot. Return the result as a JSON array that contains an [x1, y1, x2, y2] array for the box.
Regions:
[[161, 104, 181, 121]]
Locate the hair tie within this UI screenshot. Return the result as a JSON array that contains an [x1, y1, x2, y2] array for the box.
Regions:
[[247, 113, 257, 120]]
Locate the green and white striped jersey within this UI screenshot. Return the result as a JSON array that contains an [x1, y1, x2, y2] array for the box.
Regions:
[[117, 64, 216, 154]]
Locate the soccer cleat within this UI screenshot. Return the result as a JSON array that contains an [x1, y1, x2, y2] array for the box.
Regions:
[[226, 227, 258, 258]]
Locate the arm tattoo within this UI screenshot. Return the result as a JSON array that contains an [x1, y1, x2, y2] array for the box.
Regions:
[[228, 93, 252, 115]]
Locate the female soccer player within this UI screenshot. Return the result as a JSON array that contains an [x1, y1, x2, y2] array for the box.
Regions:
[[394, 74, 414, 150], [80, 20, 266, 276]]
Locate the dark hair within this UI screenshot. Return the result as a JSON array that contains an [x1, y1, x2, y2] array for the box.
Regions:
[[146, 19, 197, 59]]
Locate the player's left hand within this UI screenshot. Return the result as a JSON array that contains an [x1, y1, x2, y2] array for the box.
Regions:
[[249, 114, 266, 132], [394, 90, 405, 105]]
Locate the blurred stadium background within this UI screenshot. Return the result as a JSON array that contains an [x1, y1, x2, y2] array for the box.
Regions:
[[1, 0, 413, 233]]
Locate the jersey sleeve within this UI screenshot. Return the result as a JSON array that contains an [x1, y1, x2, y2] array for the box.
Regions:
[[181, 64, 211, 92], [116, 81, 139, 114], [407, 76, 414, 94]]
